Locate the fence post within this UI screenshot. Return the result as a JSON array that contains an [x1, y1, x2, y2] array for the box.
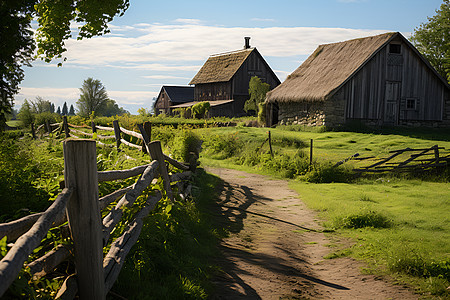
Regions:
[[45, 120, 51, 134], [141, 121, 152, 154], [268, 131, 273, 157], [112, 120, 121, 150], [31, 123, 36, 139], [91, 121, 97, 134], [144, 121, 151, 142], [63, 116, 70, 138], [310, 139, 313, 166], [148, 141, 173, 201], [63, 139, 105, 300]]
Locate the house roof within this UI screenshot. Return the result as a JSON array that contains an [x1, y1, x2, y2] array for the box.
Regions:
[[189, 48, 254, 85], [267, 32, 399, 103], [170, 100, 234, 108], [162, 86, 194, 104]]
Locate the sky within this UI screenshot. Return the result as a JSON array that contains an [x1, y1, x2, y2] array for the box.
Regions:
[[16, 0, 444, 114]]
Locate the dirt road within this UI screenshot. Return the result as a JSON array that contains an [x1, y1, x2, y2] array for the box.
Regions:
[[206, 167, 417, 300]]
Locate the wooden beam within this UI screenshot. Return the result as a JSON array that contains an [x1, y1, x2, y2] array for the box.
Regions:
[[148, 141, 173, 200], [63, 139, 105, 300]]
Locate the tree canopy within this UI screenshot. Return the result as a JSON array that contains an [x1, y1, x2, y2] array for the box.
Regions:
[[411, 0, 450, 83], [76, 78, 109, 117], [0, 0, 129, 130], [244, 76, 271, 114]]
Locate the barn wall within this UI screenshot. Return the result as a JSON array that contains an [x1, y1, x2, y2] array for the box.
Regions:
[[344, 38, 448, 126], [154, 90, 171, 115], [194, 82, 232, 102], [232, 51, 280, 96]]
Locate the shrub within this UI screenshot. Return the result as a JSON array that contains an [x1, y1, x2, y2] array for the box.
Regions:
[[336, 210, 392, 229], [171, 130, 202, 163], [191, 102, 210, 119], [303, 163, 354, 183], [34, 112, 61, 126]]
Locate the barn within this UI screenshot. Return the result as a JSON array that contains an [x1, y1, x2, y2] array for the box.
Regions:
[[153, 86, 194, 115], [266, 32, 450, 128], [189, 37, 280, 117]]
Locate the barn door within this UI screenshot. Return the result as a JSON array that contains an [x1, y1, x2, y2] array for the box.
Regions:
[[384, 82, 400, 125]]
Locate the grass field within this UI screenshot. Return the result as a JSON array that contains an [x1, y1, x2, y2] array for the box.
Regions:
[[196, 125, 450, 297]]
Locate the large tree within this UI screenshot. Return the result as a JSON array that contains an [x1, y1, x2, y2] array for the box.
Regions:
[[411, 0, 450, 83], [0, 0, 129, 130], [76, 78, 109, 117]]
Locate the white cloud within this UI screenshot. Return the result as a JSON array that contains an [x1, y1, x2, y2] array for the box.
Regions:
[[61, 23, 389, 67], [16, 87, 79, 108], [174, 18, 203, 25]]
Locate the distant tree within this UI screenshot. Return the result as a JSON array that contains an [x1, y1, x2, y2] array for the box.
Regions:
[[18, 99, 34, 127], [69, 104, 75, 116], [244, 76, 270, 114], [50, 103, 55, 113], [56, 106, 61, 115], [138, 107, 151, 117], [101, 99, 128, 117], [62, 102, 68, 115], [76, 78, 109, 117], [411, 0, 450, 82], [0, 0, 129, 131], [31, 96, 52, 113]]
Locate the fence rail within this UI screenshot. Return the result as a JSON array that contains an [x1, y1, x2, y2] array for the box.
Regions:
[[0, 137, 197, 299], [352, 145, 449, 173]]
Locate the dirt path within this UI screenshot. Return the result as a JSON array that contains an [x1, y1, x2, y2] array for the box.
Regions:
[[206, 167, 417, 300]]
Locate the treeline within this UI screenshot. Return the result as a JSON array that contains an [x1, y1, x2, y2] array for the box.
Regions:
[[16, 78, 129, 127]]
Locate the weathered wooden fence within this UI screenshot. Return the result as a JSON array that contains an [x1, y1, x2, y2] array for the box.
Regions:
[[31, 117, 152, 153], [344, 145, 450, 173], [0, 137, 195, 299]]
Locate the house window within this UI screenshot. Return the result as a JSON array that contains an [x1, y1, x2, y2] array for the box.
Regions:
[[389, 44, 401, 54], [406, 98, 417, 110]]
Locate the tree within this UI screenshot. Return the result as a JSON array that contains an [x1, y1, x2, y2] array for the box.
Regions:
[[31, 96, 53, 113], [56, 106, 61, 115], [0, 0, 129, 130], [411, 0, 450, 83], [69, 104, 75, 116], [244, 76, 271, 114], [17, 99, 34, 127], [101, 99, 128, 117], [0, 0, 35, 130], [62, 102, 68, 115], [76, 78, 109, 117]]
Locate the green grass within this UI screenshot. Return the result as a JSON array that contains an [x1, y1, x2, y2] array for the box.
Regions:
[[196, 126, 450, 297]]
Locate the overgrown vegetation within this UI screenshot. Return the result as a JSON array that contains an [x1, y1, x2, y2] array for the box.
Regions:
[[196, 125, 450, 297], [2, 117, 450, 298]]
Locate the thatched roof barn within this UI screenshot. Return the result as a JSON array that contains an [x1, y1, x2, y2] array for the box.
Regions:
[[266, 32, 450, 128], [189, 37, 280, 117], [154, 86, 194, 115]]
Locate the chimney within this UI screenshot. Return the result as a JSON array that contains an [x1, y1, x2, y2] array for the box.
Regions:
[[244, 37, 251, 49]]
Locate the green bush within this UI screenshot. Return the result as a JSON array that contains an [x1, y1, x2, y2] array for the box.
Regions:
[[203, 132, 243, 160], [303, 163, 354, 183], [34, 112, 61, 126], [170, 130, 202, 163], [336, 210, 392, 229]]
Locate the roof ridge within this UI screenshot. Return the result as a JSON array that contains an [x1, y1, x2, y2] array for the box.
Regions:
[[210, 47, 254, 57]]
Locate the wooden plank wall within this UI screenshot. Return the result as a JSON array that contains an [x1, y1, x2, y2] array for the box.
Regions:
[[343, 39, 447, 123]]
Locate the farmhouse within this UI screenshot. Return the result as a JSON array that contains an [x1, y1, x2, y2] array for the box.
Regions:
[[266, 32, 450, 128], [189, 37, 281, 117], [154, 86, 194, 115]]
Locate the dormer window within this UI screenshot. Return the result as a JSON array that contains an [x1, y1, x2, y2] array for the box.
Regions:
[[389, 44, 401, 54]]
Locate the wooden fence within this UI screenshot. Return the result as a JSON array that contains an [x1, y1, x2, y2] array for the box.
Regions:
[[0, 136, 195, 299], [32, 117, 152, 154], [340, 145, 450, 173]]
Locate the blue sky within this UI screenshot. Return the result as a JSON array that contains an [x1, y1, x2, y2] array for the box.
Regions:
[[16, 0, 444, 114]]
